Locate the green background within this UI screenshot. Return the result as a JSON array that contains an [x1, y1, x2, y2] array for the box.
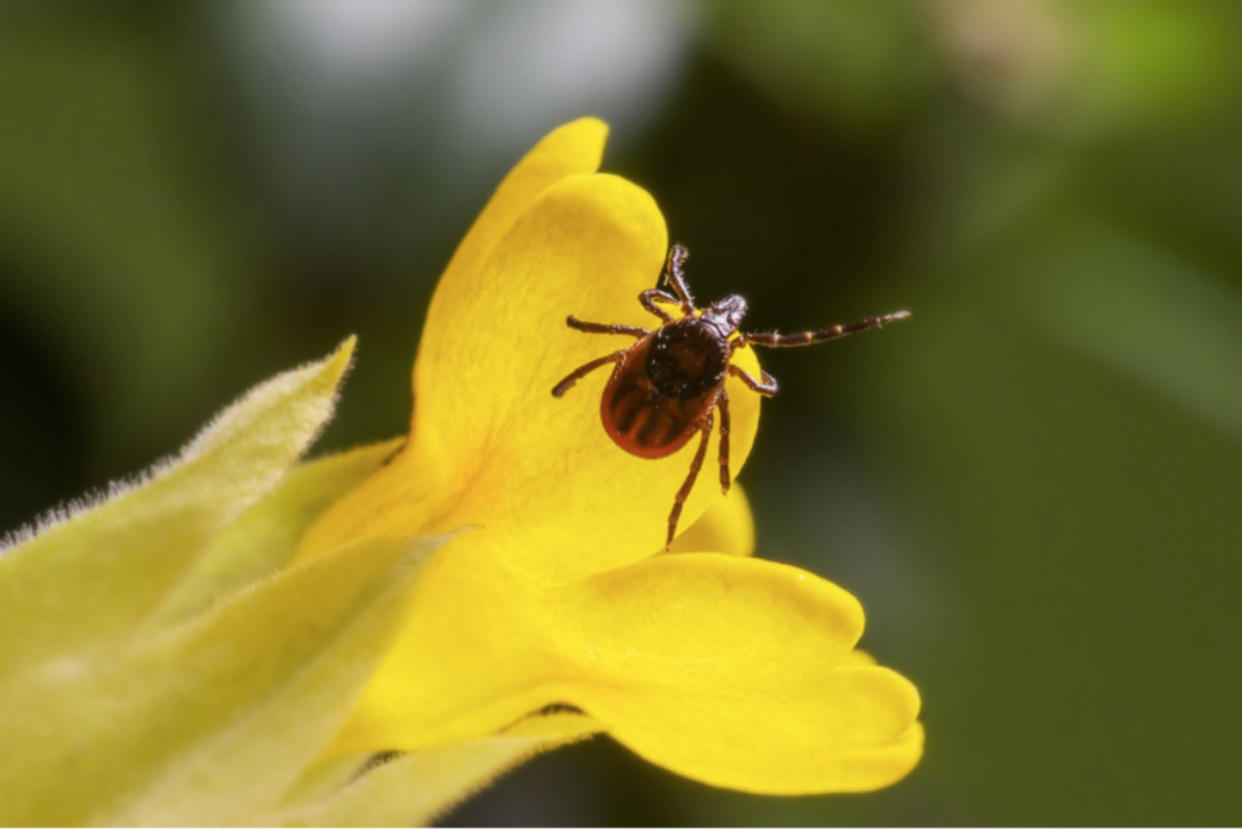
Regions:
[[1, 1, 1239, 825]]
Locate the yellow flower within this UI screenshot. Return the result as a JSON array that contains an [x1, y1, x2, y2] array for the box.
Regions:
[[294, 118, 923, 795]]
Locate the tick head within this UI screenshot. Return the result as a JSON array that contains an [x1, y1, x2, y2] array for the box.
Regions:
[[703, 294, 749, 336]]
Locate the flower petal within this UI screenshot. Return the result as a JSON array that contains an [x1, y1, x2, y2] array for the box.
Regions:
[[325, 542, 561, 756], [549, 554, 923, 794], [432, 117, 608, 315], [667, 483, 755, 557], [331, 552, 919, 793], [298, 174, 765, 582]]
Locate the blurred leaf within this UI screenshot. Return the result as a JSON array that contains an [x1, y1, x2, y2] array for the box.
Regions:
[[0, 338, 355, 670], [146, 436, 404, 628], [0, 532, 437, 826], [1067, 0, 1236, 130], [280, 715, 599, 827], [851, 208, 1242, 824], [0, 11, 254, 454], [702, 0, 933, 131], [1010, 222, 1242, 440], [926, 0, 1239, 133]]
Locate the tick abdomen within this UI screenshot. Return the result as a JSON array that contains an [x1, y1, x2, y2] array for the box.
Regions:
[[600, 330, 720, 459]]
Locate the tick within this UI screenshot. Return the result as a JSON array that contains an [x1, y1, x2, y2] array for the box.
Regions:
[[552, 244, 910, 549]]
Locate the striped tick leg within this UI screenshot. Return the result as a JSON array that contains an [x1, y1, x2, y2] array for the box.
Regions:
[[741, 310, 911, 348], [639, 289, 679, 322], [662, 243, 696, 314], [641, 243, 699, 321], [716, 389, 731, 494], [667, 411, 714, 550], [727, 363, 779, 396], [551, 351, 625, 398], [566, 315, 648, 337]]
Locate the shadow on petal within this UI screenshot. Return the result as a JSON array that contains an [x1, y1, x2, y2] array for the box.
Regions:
[[667, 484, 755, 557]]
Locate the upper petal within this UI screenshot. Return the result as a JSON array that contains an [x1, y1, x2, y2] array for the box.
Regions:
[[298, 172, 765, 582], [431, 117, 608, 319], [547, 554, 923, 794]]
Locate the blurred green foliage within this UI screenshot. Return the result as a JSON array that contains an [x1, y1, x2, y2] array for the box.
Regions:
[[1, 1, 1239, 825]]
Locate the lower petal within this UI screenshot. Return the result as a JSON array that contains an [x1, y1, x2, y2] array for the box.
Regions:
[[584, 666, 923, 794], [547, 554, 923, 794], [326, 546, 555, 755]]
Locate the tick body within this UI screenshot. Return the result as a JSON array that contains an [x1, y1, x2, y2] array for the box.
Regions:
[[601, 318, 729, 459], [552, 244, 909, 549]]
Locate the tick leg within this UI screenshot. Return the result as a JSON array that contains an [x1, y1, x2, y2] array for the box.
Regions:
[[741, 310, 911, 348], [662, 243, 696, 315], [551, 351, 624, 397], [566, 315, 648, 337], [728, 363, 779, 396], [639, 289, 679, 322], [666, 411, 713, 550], [717, 389, 731, 495]]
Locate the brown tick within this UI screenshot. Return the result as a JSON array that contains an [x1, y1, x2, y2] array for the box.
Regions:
[[552, 244, 910, 549]]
